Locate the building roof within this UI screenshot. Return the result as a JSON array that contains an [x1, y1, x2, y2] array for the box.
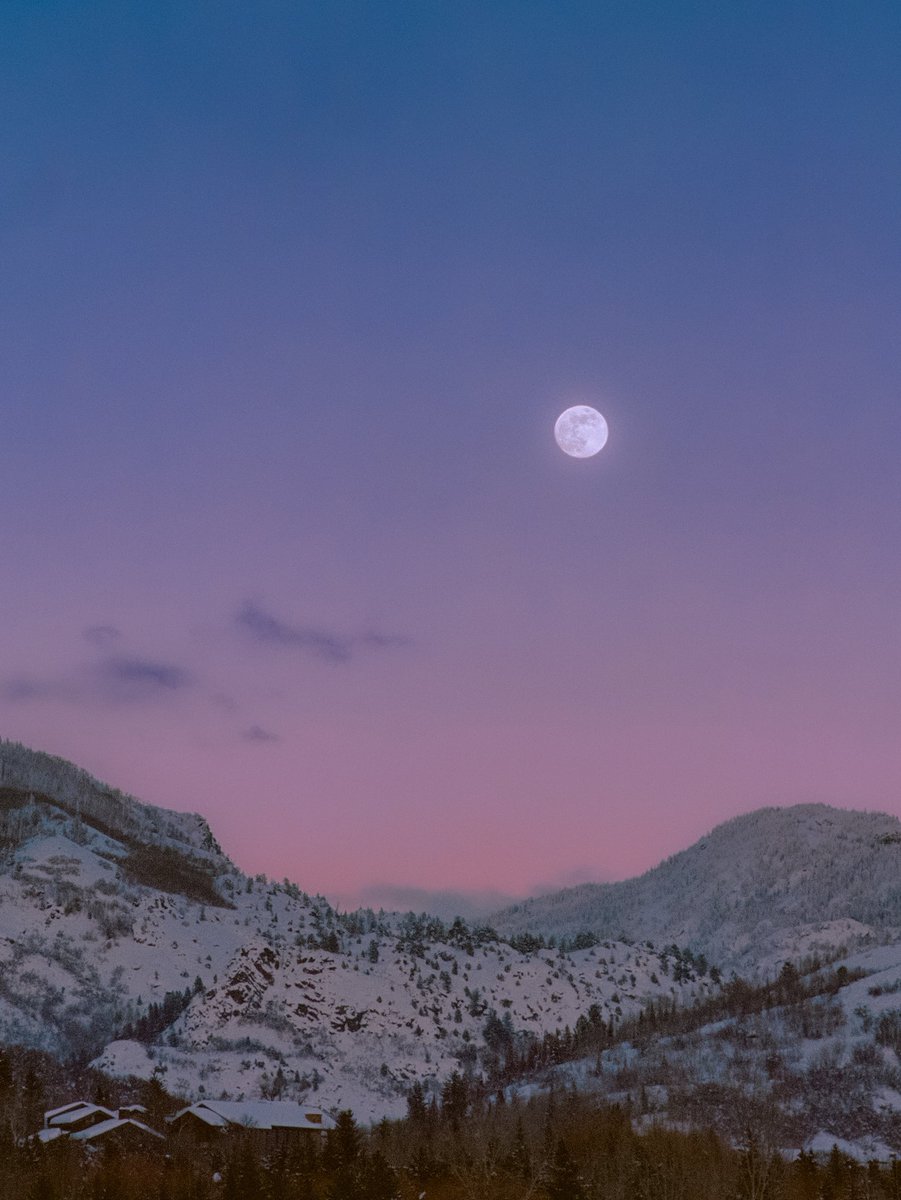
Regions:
[[34, 1128, 66, 1145], [45, 1101, 91, 1122], [70, 1117, 165, 1143], [47, 1103, 116, 1128], [171, 1105, 227, 1128], [171, 1100, 335, 1131]]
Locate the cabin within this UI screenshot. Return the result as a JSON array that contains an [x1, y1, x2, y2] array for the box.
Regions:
[[69, 1116, 164, 1151], [44, 1102, 116, 1134], [168, 1100, 335, 1149], [34, 1102, 164, 1151]]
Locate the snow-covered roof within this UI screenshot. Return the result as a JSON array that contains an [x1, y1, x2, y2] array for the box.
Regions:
[[45, 1100, 96, 1122], [70, 1117, 164, 1143], [47, 1103, 115, 1127], [171, 1100, 335, 1131], [34, 1128, 66, 1144], [170, 1105, 228, 1128]]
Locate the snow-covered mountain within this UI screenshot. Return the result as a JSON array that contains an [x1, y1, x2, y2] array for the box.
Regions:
[[492, 804, 901, 971], [523, 942, 901, 1161], [0, 742, 711, 1120]]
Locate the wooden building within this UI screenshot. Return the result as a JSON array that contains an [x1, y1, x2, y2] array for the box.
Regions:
[[35, 1102, 164, 1151], [168, 1100, 335, 1149]]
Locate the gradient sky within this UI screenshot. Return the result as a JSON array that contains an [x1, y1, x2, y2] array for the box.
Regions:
[[3, 2, 901, 908]]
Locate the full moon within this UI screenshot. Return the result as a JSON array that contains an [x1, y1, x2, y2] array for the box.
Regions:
[[554, 405, 608, 458]]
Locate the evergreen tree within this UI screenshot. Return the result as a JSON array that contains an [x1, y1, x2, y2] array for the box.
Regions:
[[406, 1080, 427, 1124], [507, 1118, 531, 1181], [327, 1110, 361, 1171], [324, 1112, 363, 1200], [547, 1137, 586, 1200], [440, 1071, 469, 1128], [141, 1071, 172, 1125], [223, 1139, 261, 1200], [20, 1065, 45, 1135], [359, 1149, 396, 1200]]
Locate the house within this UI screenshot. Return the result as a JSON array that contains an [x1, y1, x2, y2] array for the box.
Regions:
[[44, 1102, 117, 1134], [168, 1100, 335, 1149], [35, 1102, 164, 1151], [70, 1116, 164, 1151]]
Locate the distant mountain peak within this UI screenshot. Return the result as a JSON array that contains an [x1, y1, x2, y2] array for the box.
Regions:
[[492, 802, 901, 970]]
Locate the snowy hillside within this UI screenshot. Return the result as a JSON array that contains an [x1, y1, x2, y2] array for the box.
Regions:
[[0, 742, 712, 1120], [0, 740, 224, 867], [492, 804, 901, 970], [519, 940, 901, 1161]]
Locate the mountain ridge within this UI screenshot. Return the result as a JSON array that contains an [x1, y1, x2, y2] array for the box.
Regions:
[[491, 802, 901, 969], [6, 741, 901, 1153], [0, 741, 712, 1119], [0, 740, 225, 863]]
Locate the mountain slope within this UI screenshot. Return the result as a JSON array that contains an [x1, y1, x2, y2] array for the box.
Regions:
[[510, 942, 901, 1161], [491, 804, 901, 969], [0, 741, 711, 1120], [0, 740, 224, 866]]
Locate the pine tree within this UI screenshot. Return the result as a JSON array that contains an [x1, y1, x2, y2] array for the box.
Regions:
[[360, 1149, 396, 1200], [547, 1137, 586, 1200], [328, 1110, 361, 1171], [406, 1080, 427, 1124], [507, 1118, 531, 1181], [20, 1064, 45, 1136], [440, 1072, 468, 1128]]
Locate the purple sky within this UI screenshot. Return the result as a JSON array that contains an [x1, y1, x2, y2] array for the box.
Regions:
[[3, 3, 901, 908]]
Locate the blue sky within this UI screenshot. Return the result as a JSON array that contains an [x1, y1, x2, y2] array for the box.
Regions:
[[2, 2, 900, 900]]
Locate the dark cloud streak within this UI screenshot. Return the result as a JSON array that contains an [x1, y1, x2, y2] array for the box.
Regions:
[[2, 656, 192, 706], [242, 724, 280, 743], [236, 603, 411, 664], [101, 657, 190, 691], [3, 678, 66, 703]]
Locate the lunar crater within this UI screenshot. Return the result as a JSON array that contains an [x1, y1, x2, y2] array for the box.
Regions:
[[554, 405, 608, 458]]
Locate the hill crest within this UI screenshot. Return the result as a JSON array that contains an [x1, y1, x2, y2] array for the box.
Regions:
[[491, 802, 901, 968]]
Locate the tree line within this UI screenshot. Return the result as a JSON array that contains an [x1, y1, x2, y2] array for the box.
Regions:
[[0, 1081, 899, 1199]]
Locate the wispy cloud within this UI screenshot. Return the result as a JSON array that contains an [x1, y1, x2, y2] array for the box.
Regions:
[[344, 884, 521, 923], [3, 677, 70, 703], [3, 656, 192, 706], [236, 602, 411, 664], [100, 657, 191, 694], [237, 604, 351, 661], [242, 724, 280, 743], [358, 631, 412, 651], [83, 624, 121, 648], [335, 869, 613, 922]]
